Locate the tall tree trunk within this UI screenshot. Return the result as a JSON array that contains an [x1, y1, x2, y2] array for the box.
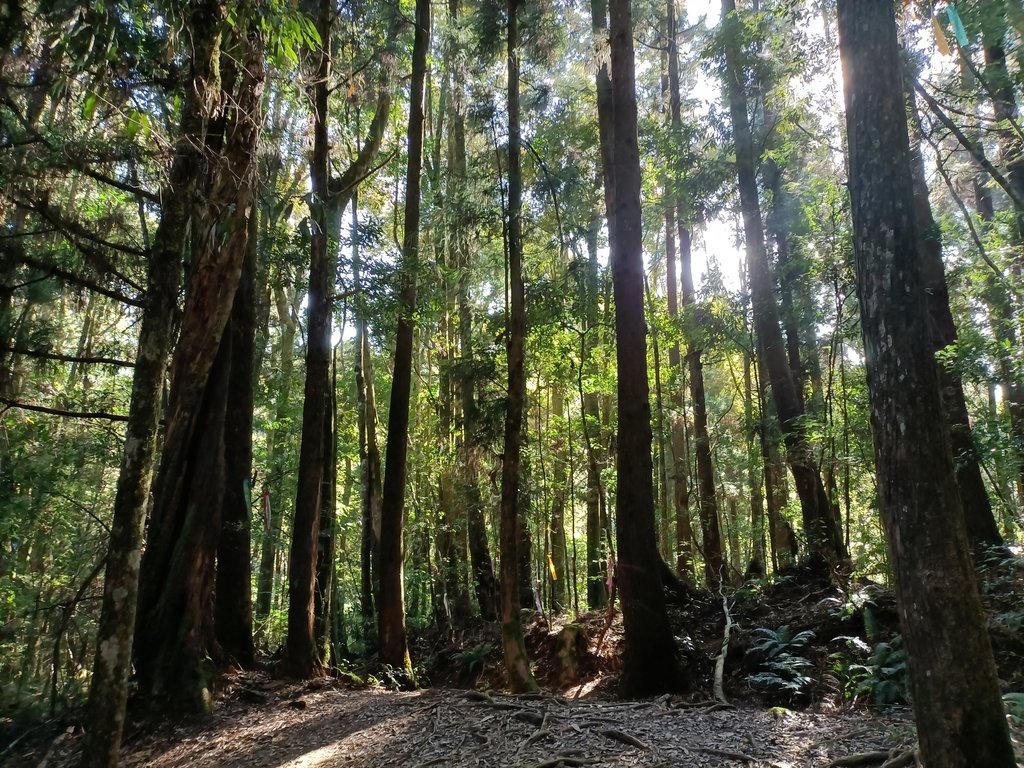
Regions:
[[79, 0, 218, 751], [608, 0, 683, 696], [588, 0, 617, 615], [839, 4, 1015, 764], [352, 190, 383, 643], [744, 343, 766, 576], [498, 0, 539, 693], [377, 0, 429, 678], [443, 0, 497, 621], [582, 223, 608, 608], [678, 230, 724, 589], [721, 0, 844, 564], [134, 21, 264, 712], [549, 389, 569, 613], [665, 0, 717, 587], [905, 88, 1002, 548], [980, 38, 1024, 515], [284, 0, 333, 678], [214, 213, 257, 668], [314, 345, 339, 657], [255, 284, 297, 622]]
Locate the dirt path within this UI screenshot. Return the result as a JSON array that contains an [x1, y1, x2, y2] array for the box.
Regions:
[[83, 685, 915, 768]]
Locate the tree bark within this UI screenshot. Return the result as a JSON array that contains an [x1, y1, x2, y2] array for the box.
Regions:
[[839, 4, 1015, 764], [134, 19, 264, 713], [214, 212, 257, 668], [608, 0, 684, 695], [79, 1, 216, 752], [377, 0, 430, 679], [905, 88, 1002, 548]]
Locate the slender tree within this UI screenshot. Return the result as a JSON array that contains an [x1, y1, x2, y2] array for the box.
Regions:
[[839, 3, 1015, 765], [905, 87, 1002, 548], [498, 0, 539, 693], [377, 0, 430, 678], [608, 0, 684, 696], [721, 0, 844, 564], [284, 0, 334, 677]]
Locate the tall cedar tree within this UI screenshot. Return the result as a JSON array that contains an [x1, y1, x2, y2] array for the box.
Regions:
[[378, 0, 430, 678], [285, 0, 333, 677], [905, 88, 1002, 547], [587, 0, 613, 609], [214, 213, 258, 668], [663, 0, 696, 585], [608, 0, 684, 695], [498, 0, 540, 693], [838, 2, 1015, 765], [720, 0, 844, 564]]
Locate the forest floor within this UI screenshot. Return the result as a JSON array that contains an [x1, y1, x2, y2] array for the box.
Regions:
[[7, 557, 1024, 767], [17, 676, 918, 768]]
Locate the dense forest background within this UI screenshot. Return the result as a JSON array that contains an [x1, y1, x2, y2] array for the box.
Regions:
[[1, 0, 1023, 763]]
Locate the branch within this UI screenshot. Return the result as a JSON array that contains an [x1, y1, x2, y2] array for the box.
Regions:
[[0, 397, 128, 421], [0, 345, 134, 367], [76, 166, 160, 205], [16, 253, 144, 307], [912, 77, 1024, 211], [329, 73, 395, 214]]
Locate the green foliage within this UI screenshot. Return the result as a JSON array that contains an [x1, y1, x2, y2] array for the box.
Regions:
[[452, 642, 495, 683], [745, 625, 815, 698], [831, 635, 909, 709]]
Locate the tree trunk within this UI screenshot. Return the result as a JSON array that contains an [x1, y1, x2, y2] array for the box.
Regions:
[[79, 1, 215, 749], [352, 190, 383, 643], [744, 344, 766, 576], [377, 0, 429, 678], [498, 0, 539, 693], [677, 230, 724, 589], [314, 346, 339, 657], [839, 4, 1015, 764], [214, 213, 257, 669], [980, 33, 1024, 514], [134, 21, 264, 713], [905, 88, 1002, 548], [255, 285, 297, 622], [549, 389, 569, 614], [284, 0, 333, 678], [721, 0, 844, 564], [608, 0, 684, 695], [582, 224, 608, 609]]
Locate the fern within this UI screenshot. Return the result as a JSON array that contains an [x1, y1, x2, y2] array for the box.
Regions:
[[745, 625, 816, 698]]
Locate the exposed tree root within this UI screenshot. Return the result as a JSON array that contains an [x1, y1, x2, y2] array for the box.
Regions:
[[530, 755, 593, 768], [696, 746, 758, 762], [713, 588, 734, 705], [827, 747, 918, 768], [597, 727, 650, 751]]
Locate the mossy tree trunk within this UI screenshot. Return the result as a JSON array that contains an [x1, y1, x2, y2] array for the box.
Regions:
[[134, 18, 265, 712]]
